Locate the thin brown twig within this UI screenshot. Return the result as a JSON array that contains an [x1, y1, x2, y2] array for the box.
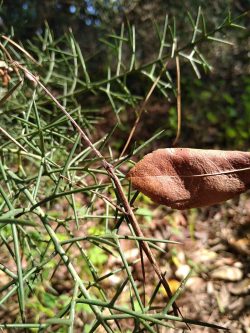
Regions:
[[14, 61, 181, 317], [1, 35, 39, 64], [0, 79, 23, 107], [119, 60, 169, 158], [0, 126, 27, 152], [90, 190, 130, 215], [0, 42, 22, 81], [0, 41, 14, 62], [173, 55, 181, 146]]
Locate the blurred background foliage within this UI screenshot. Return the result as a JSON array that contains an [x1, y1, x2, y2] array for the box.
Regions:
[[0, 0, 249, 149]]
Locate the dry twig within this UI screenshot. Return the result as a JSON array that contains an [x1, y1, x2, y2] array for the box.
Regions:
[[14, 61, 181, 317]]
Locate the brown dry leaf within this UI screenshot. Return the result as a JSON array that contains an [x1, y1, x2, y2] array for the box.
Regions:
[[127, 148, 250, 209]]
